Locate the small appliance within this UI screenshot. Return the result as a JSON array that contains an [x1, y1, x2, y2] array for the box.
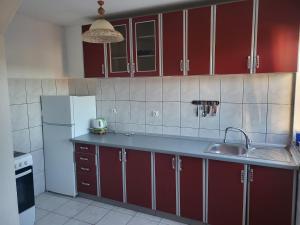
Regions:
[[91, 118, 107, 129]]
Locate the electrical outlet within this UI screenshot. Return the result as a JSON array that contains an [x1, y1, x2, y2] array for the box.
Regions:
[[152, 110, 159, 117], [112, 108, 117, 114]]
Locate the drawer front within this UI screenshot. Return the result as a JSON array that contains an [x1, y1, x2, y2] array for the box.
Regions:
[[77, 174, 97, 196], [75, 152, 96, 166], [76, 164, 96, 176], [75, 143, 96, 154]]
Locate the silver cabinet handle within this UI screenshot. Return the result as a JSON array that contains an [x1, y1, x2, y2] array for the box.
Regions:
[[241, 170, 244, 183], [180, 60, 183, 72], [81, 182, 91, 187], [80, 167, 90, 172], [178, 158, 182, 171], [80, 147, 88, 150], [172, 157, 176, 170], [250, 169, 254, 182], [247, 56, 251, 70], [79, 157, 88, 161], [102, 64, 105, 74], [186, 59, 190, 72], [127, 63, 130, 73], [131, 62, 136, 73], [123, 150, 127, 162], [256, 55, 260, 69], [119, 151, 122, 162]]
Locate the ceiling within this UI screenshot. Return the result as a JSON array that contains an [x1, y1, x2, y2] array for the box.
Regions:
[[17, 0, 232, 26]]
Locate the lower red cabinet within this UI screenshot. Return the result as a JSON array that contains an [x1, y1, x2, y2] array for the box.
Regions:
[[180, 156, 203, 221], [99, 146, 123, 202], [248, 165, 294, 225], [126, 149, 152, 208], [208, 160, 245, 225], [155, 153, 177, 214]]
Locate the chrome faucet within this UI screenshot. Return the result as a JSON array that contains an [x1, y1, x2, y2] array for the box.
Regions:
[[224, 127, 252, 150]]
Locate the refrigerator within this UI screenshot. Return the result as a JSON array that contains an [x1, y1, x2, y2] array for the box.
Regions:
[[41, 96, 96, 197]]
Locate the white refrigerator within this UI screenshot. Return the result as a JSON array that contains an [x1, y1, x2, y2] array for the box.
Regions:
[[41, 96, 96, 197]]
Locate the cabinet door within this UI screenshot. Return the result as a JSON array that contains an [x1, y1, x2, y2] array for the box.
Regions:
[[180, 156, 203, 221], [99, 146, 123, 202], [162, 11, 184, 76], [155, 153, 176, 214], [248, 165, 294, 225], [132, 15, 160, 77], [82, 25, 105, 78], [256, 0, 300, 73], [108, 19, 131, 77], [208, 160, 245, 225], [215, 0, 253, 74], [126, 149, 152, 208], [187, 7, 211, 75]]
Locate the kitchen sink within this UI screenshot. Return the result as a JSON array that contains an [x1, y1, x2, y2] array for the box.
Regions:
[[207, 143, 247, 156]]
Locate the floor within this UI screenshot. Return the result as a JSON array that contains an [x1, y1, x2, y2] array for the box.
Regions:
[[35, 192, 188, 225]]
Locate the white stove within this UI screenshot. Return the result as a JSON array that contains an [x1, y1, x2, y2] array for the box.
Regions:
[[14, 152, 35, 225]]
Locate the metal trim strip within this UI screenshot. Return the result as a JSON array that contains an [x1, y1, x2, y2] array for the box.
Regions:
[[96, 146, 101, 197], [158, 13, 163, 77], [242, 164, 248, 225], [205, 159, 209, 223], [210, 5, 216, 75], [129, 18, 134, 77], [183, 10, 188, 76], [176, 155, 180, 216], [291, 170, 297, 225], [122, 148, 127, 203], [151, 152, 156, 210]]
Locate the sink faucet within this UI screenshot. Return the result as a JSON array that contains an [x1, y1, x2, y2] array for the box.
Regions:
[[224, 127, 252, 150]]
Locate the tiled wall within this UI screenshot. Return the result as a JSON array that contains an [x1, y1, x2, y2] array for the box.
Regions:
[[8, 79, 69, 196]]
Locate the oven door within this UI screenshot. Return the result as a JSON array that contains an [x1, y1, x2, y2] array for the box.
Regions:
[[16, 166, 35, 213]]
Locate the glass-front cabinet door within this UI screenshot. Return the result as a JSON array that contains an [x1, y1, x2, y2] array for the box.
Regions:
[[133, 15, 160, 76], [108, 19, 131, 77]]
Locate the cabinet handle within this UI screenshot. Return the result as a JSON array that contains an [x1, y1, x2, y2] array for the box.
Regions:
[[81, 182, 91, 187], [241, 170, 244, 183], [80, 147, 88, 150], [123, 150, 127, 162], [172, 157, 176, 170], [119, 151, 122, 162], [250, 169, 254, 182], [102, 64, 105, 74], [256, 55, 260, 69], [247, 56, 251, 70], [79, 157, 88, 161], [127, 63, 130, 73], [178, 158, 182, 171], [180, 60, 183, 72], [186, 59, 190, 72], [131, 63, 136, 73], [80, 167, 90, 172]]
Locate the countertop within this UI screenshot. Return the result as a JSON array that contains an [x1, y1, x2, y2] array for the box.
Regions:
[[71, 133, 299, 170]]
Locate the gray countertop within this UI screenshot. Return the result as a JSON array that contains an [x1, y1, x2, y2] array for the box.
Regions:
[[71, 133, 299, 170]]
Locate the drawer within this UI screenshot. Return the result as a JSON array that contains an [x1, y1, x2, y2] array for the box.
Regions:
[[75, 152, 96, 166], [77, 174, 97, 196], [75, 143, 96, 154], [76, 164, 96, 176]]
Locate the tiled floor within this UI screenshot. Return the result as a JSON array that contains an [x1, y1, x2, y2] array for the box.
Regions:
[[35, 192, 187, 225]]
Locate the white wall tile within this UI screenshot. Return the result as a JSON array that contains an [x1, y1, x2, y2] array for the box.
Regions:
[[8, 79, 27, 104], [267, 104, 292, 134], [163, 102, 180, 127], [75, 79, 89, 96], [243, 104, 267, 133], [247, 132, 266, 144], [128, 124, 145, 134], [243, 75, 268, 103], [115, 123, 130, 133], [266, 134, 290, 145], [28, 103, 42, 127], [180, 103, 199, 128], [220, 130, 242, 143], [220, 75, 243, 103], [30, 126, 44, 151], [200, 110, 220, 130], [34, 172, 45, 196], [116, 101, 130, 123], [86, 78, 98, 96], [146, 102, 162, 125], [95, 79, 102, 100], [199, 129, 220, 139], [130, 78, 146, 101], [68, 79, 76, 95], [101, 79, 115, 100], [146, 77, 162, 101], [146, 125, 162, 135], [101, 101, 116, 123], [130, 101, 145, 124], [163, 126, 180, 136], [12, 129, 30, 153], [181, 128, 198, 137], [96, 101, 102, 117], [115, 78, 130, 100], [55, 79, 69, 95], [31, 149, 44, 175], [220, 103, 243, 130], [163, 77, 180, 101], [26, 79, 42, 103], [268, 73, 293, 104], [200, 76, 220, 100], [42, 80, 57, 96], [10, 104, 28, 131], [181, 77, 199, 102]]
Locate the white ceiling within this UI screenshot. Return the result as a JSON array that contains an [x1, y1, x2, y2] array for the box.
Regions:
[[18, 0, 217, 26]]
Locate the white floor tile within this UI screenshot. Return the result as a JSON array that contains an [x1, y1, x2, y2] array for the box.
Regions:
[[74, 205, 109, 224], [35, 212, 69, 225], [54, 200, 89, 217], [35, 193, 51, 205], [160, 218, 187, 225], [73, 197, 93, 205], [35, 208, 49, 221], [128, 216, 160, 225], [90, 201, 114, 210], [64, 219, 91, 225], [95, 211, 133, 225], [135, 212, 162, 222], [112, 206, 136, 216], [36, 195, 70, 211]]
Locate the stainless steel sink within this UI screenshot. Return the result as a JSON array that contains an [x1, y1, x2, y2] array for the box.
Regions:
[[207, 143, 247, 156]]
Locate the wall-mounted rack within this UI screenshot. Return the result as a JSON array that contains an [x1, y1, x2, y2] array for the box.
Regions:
[[191, 100, 220, 117]]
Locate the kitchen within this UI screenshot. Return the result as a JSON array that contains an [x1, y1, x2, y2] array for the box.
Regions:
[[0, 0, 300, 225]]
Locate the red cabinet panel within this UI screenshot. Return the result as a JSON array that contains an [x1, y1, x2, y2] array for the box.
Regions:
[[155, 153, 176, 214], [82, 25, 105, 78], [126, 149, 152, 208], [256, 0, 300, 73], [215, 1, 253, 74], [77, 174, 97, 196], [180, 156, 203, 221], [163, 11, 184, 76], [75, 143, 96, 154], [99, 146, 123, 202], [249, 165, 294, 225], [188, 7, 211, 75], [208, 160, 244, 225]]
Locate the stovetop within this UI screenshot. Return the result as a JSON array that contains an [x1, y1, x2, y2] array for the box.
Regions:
[[13, 151, 33, 170], [14, 151, 26, 158]]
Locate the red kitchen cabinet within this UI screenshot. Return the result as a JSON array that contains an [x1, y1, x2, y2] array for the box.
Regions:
[[187, 7, 211, 75], [215, 0, 253, 74], [126, 149, 152, 208], [256, 0, 300, 73], [248, 165, 294, 225], [132, 15, 160, 77], [82, 25, 106, 78], [99, 146, 123, 202], [162, 11, 184, 76], [155, 153, 176, 214], [208, 160, 245, 225], [108, 19, 131, 77], [180, 156, 203, 221]]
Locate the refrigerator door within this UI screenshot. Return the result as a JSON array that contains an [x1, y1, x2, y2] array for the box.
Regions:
[[43, 124, 77, 196], [41, 96, 74, 125]]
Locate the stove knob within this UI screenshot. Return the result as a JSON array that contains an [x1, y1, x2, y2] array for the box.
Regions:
[[24, 161, 28, 166]]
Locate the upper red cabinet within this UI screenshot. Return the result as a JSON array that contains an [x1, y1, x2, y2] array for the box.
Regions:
[[187, 7, 211, 75], [82, 25, 106, 78], [215, 0, 254, 74], [132, 15, 160, 77], [108, 19, 131, 77], [255, 0, 300, 73]]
